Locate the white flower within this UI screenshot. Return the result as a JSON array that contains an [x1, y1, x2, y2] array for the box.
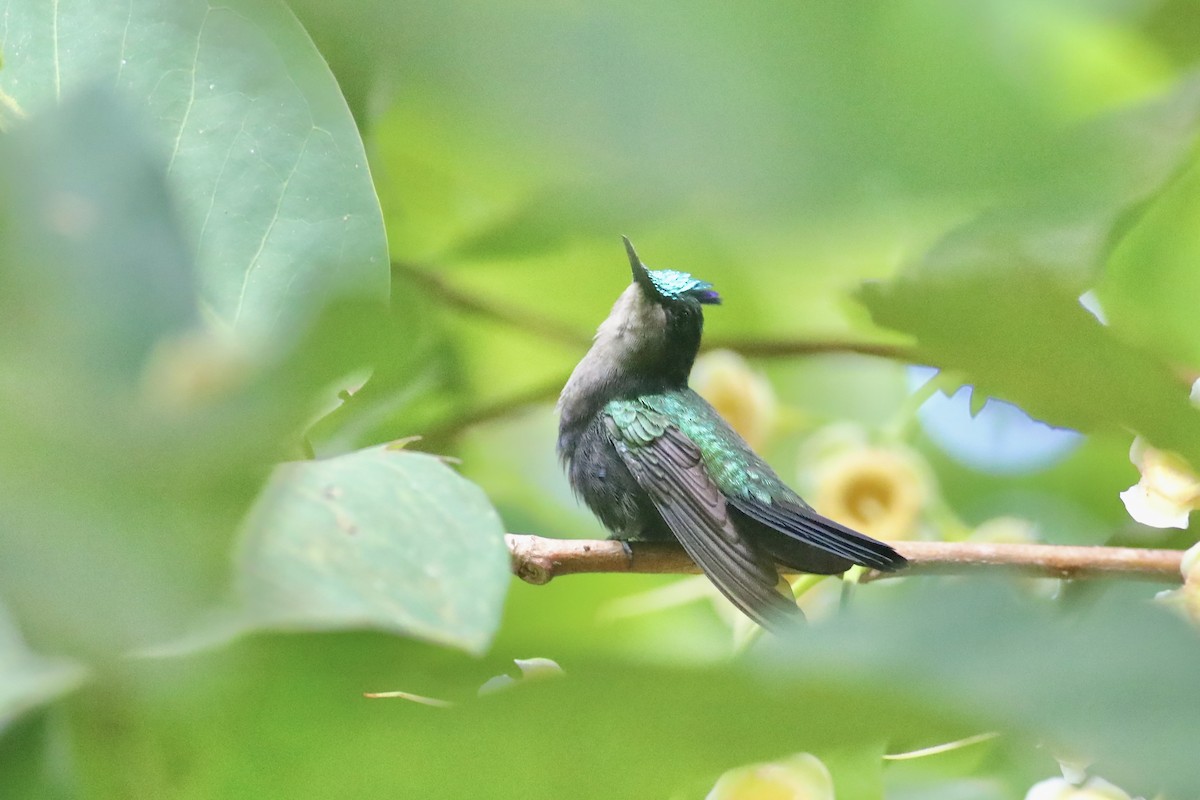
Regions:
[[1025, 776, 1133, 800], [478, 658, 564, 696], [1119, 438, 1200, 529]]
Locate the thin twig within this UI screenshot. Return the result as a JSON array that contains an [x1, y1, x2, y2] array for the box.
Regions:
[[400, 261, 919, 440], [397, 261, 916, 362], [420, 333, 910, 441], [395, 262, 594, 348], [419, 377, 569, 446], [506, 534, 1184, 586], [703, 337, 916, 362]]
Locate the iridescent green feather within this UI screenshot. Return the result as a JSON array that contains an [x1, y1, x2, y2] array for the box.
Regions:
[[604, 391, 786, 506]]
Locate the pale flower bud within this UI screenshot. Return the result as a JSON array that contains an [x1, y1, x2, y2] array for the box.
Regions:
[[1119, 438, 1200, 529], [1163, 540, 1200, 624], [690, 350, 777, 451], [706, 752, 834, 800]]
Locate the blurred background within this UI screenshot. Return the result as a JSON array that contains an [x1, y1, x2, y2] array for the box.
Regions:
[[4, 0, 1200, 797]]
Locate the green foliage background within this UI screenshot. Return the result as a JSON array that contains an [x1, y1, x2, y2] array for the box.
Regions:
[[1, 1, 1199, 797]]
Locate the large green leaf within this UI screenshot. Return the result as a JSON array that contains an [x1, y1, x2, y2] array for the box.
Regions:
[[0, 0, 388, 347], [0, 0, 393, 665], [1099, 149, 1200, 369], [778, 581, 1200, 797], [859, 267, 1200, 466], [21, 580, 1195, 799], [0, 89, 282, 659], [235, 446, 510, 654], [45, 634, 965, 800]]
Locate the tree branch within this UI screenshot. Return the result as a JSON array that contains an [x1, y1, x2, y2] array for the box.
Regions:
[[506, 534, 1184, 585], [395, 262, 594, 348], [397, 260, 916, 364], [420, 377, 568, 447], [702, 337, 916, 362]]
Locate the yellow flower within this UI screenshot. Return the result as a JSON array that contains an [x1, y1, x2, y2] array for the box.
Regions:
[[1119, 438, 1200, 529], [812, 446, 928, 541], [690, 350, 777, 451], [706, 753, 834, 800]]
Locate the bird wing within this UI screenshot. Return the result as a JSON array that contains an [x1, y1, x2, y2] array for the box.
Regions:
[[638, 390, 907, 575], [725, 494, 907, 573], [605, 402, 801, 632]]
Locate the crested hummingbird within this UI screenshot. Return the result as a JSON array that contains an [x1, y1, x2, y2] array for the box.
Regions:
[[557, 238, 907, 631]]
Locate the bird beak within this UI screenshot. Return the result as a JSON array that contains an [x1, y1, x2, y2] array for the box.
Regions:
[[623, 235, 655, 291]]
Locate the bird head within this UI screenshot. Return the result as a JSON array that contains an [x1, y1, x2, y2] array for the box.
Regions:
[[624, 236, 721, 308], [574, 237, 717, 389], [558, 238, 719, 425]]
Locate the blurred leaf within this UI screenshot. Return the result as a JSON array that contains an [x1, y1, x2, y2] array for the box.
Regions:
[[912, 74, 1200, 292], [858, 75, 1200, 470], [235, 446, 510, 654], [305, 266, 464, 456], [860, 266, 1200, 467], [55, 632, 967, 800], [779, 581, 1200, 797], [300, 0, 1160, 221], [1099, 149, 1200, 369], [968, 389, 989, 420], [825, 744, 887, 800], [447, 182, 678, 261], [0, 88, 279, 657], [0, 605, 86, 733], [0, 0, 388, 348], [44, 579, 1200, 799], [0, 0, 389, 660]]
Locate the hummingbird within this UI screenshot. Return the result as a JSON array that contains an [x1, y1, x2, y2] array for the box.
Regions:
[[557, 237, 907, 632]]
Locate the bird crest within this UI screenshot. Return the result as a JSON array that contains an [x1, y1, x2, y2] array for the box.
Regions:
[[624, 236, 721, 305]]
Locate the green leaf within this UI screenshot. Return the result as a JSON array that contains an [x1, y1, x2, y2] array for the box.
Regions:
[[309, 0, 1151, 223], [859, 266, 1200, 467], [780, 581, 1200, 797], [1100, 152, 1200, 369], [0, 0, 392, 663], [0, 88, 285, 658], [0, 0, 388, 347], [34, 580, 1199, 799], [235, 446, 510, 654], [967, 388, 989, 420], [51, 633, 966, 800]]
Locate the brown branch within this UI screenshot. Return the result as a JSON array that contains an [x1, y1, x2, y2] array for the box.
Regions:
[[397, 261, 916, 363], [399, 260, 920, 441], [395, 262, 594, 348], [506, 534, 1184, 585], [703, 337, 916, 363], [419, 377, 568, 447]]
